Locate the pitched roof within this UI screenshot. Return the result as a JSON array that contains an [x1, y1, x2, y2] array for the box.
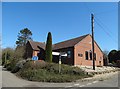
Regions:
[[52, 34, 89, 50], [27, 34, 103, 54], [28, 40, 45, 50]]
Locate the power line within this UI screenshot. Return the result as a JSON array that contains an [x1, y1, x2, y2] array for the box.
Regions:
[[83, 3, 117, 16], [94, 18, 118, 44], [95, 16, 117, 36], [83, 3, 93, 14], [82, 3, 118, 46], [95, 9, 117, 16], [82, 3, 117, 37]]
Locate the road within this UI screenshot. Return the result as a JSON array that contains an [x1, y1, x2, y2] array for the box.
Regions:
[[2, 66, 120, 88]]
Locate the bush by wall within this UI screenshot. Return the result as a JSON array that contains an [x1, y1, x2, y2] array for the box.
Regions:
[[17, 60, 92, 82]]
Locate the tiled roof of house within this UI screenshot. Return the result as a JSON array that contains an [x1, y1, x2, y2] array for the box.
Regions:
[[52, 34, 89, 50], [27, 34, 90, 50], [26, 34, 103, 54], [28, 40, 45, 50]]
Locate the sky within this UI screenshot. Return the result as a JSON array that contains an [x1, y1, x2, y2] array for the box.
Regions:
[[118, 2, 120, 50], [2, 2, 118, 51]]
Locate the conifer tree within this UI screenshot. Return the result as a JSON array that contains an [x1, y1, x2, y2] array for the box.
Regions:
[[45, 32, 52, 62]]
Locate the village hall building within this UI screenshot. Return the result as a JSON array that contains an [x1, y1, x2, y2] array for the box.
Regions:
[[25, 34, 104, 66]]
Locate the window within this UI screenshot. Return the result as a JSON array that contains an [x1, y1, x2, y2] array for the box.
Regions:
[[89, 52, 96, 60], [90, 52, 92, 60], [67, 51, 71, 58], [85, 51, 88, 60], [78, 53, 83, 57]]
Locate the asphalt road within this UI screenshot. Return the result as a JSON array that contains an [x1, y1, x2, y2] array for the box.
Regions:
[[2, 66, 120, 88]]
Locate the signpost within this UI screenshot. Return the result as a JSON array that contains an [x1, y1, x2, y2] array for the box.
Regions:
[[52, 52, 67, 56], [52, 52, 67, 73], [32, 56, 38, 61]]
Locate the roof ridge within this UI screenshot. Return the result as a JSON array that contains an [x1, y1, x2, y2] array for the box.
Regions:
[[28, 40, 45, 50], [52, 34, 90, 50], [54, 34, 90, 45]]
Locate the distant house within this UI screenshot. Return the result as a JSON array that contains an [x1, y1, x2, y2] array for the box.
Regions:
[[26, 40, 45, 60], [26, 34, 104, 66]]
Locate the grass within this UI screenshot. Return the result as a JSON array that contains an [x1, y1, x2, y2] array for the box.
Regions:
[[17, 60, 93, 82]]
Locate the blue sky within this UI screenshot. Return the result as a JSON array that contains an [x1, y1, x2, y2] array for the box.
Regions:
[[118, 2, 120, 50], [2, 2, 118, 51]]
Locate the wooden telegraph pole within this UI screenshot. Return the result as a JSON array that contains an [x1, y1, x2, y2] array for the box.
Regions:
[[91, 14, 95, 70]]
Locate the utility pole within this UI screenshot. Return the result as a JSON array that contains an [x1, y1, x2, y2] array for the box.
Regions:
[[91, 14, 95, 70]]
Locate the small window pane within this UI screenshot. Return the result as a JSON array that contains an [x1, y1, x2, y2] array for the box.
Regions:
[[67, 51, 71, 58], [78, 53, 83, 57], [90, 52, 92, 60], [85, 51, 88, 60]]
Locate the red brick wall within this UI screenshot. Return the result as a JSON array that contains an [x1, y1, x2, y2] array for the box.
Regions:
[[74, 35, 103, 66], [26, 42, 39, 58], [26, 42, 33, 58], [26, 41, 45, 60], [32, 50, 39, 56]]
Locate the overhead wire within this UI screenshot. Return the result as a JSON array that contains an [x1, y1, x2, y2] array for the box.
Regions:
[[83, 3, 117, 16], [83, 3, 118, 45], [95, 16, 117, 36], [82, 3, 93, 35], [95, 9, 117, 16], [94, 18, 118, 44]]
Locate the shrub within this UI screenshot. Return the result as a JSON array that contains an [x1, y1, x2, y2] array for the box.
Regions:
[[6, 58, 25, 72], [6, 58, 18, 71], [2, 48, 14, 66], [17, 61, 92, 82], [35, 60, 48, 69], [11, 59, 26, 73], [23, 60, 47, 70], [43, 62, 59, 73], [116, 60, 120, 67]]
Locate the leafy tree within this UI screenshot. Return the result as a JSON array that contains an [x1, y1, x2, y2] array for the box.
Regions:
[[116, 50, 120, 67], [14, 46, 26, 59], [16, 28, 32, 46], [2, 48, 14, 65], [116, 50, 120, 60], [108, 50, 117, 63], [45, 32, 52, 62]]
